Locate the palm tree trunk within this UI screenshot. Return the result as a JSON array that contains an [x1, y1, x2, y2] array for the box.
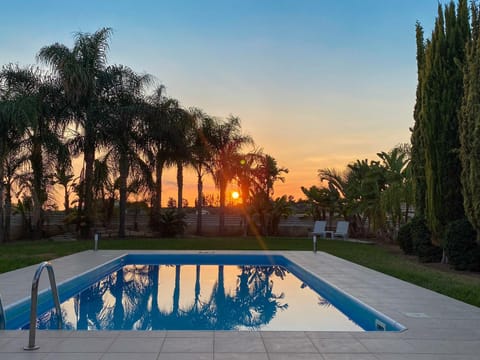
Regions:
[[151, 266, 160, 325], [0, 165, 4, 243], [63, 185, 70, 213], [241, 183, 249, 237], [118, 153, 129, 238], [219, 180, 226, 235], [4, 182, 11, 243], [31, 140, 43, 240], [176, 161, 183, 210], [83, 139, 96, 238], [152, 158, 164, 230], [173, 265, 181, 314], [112, 269, 125, 329], [194, 265, 200, 312], [196, 172, 203, 235], [216, 265, 225, 321]]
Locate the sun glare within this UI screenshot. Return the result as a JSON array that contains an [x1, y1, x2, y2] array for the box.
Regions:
[[231, 191, 240, 200]]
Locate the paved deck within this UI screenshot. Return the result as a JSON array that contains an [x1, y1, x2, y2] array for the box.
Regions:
[[1, 249, 480, 359]]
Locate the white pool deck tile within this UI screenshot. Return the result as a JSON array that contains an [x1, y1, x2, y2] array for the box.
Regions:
[[0, 250, 479, 359]]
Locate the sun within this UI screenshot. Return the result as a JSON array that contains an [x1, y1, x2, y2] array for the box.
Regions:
[[231, 191, 240, 200]]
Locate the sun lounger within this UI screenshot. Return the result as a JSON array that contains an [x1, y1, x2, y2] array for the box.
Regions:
[[312, 220, 327, 242], [333, 220, 349, 240]]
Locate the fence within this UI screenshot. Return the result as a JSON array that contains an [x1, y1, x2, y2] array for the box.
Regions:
[[4, 211, 315, 240]]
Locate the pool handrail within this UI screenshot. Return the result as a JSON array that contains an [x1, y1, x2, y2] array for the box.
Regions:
[[0, 292, 5, 329], [24, 261, 63, 351]]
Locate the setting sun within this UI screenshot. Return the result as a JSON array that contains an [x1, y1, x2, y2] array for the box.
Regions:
[[231, 191, 240, 200]]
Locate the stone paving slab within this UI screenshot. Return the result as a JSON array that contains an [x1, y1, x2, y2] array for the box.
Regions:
[[0, 249, 479, 359]]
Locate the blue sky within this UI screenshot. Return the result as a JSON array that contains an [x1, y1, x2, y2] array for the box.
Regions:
[[0, 0, 448, 202]]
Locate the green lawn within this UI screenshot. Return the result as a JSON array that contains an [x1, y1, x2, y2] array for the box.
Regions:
[[1, 236, 479, 307]]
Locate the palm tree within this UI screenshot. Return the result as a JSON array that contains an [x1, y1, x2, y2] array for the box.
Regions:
[[318, 168, 348, 198], [377, 144, 413, 226], [174, 108, 195, 210], [235, 151, 261, 236], [188, 108, 216, 235], [301, 182, 343, 226], [345, 159, 387, 235], [269, 195, 292, 235], [255, 153, 288, 197], [98, 65, 153, 237], [0, 65, 69, 239], [209, 116, 252, 234], [239, 151, 287, 236], [144, 86, 183, 229], [38, 27, 112, 237], [91, 157, 116, 227], [0, 97, 29, 242], [318, 163, 388, 237], [53, 163, 75, 213]]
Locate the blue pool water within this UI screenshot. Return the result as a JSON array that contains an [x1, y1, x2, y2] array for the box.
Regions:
[[5, 254, 405, 331]]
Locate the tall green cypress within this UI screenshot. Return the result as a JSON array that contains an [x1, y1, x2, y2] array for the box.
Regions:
[[460, 2, 480, 242], [414, 0, 469, 243], [411, 22, 427, 218]]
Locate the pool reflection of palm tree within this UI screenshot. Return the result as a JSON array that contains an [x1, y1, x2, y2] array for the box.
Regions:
[[111, 269, 124, 329], [41, 264, 290, 330], [231, 266, 288, 329], [83, 265, 155, 330], [137, 264, 206, 330], [77, 276, 110, 329], [120, 265, 156, 329]]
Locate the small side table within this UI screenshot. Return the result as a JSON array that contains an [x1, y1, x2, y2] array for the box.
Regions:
[[325, 231, 334, 239]]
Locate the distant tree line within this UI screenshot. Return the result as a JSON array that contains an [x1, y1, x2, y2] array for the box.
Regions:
[[0, 28, 288, 242]]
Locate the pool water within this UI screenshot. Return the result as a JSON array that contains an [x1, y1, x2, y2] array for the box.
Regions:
[[34, 264, 364, 331], [6, 254, 405, 331]]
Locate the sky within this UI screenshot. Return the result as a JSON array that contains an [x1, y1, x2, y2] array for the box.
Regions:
[[0, 0, 450, 206]]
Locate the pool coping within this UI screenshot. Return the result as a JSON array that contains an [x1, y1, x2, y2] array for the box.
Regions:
[[1, 249, 480, 359]]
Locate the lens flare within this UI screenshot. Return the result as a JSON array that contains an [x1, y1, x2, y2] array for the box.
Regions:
[[231, 191, 240, 199]]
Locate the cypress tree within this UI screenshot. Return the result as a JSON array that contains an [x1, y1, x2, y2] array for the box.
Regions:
[[460, 1, 480, 242], [414, 0, 469, 244], [411, 22, 427, 218]]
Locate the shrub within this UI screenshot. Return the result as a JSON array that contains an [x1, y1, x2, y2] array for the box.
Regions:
[[411, 216, 442, 263], [159, 209, 187, 237], [397, 222, 414, 254], [445, 218, 480, 271]]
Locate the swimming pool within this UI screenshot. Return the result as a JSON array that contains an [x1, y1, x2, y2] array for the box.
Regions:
[[5, 254, 405, 331]]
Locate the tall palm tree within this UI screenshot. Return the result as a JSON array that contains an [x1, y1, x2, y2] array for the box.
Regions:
[[235, 152, 259, 236], [188, 108, 216, 235], [98, 65, 152, 237], [144, 86, 183, 229], [38, 27, 112, 237], [209, 116, 252, 234], [0, 65, 69, 239], [174, 108, 195, 210], [0, 96, 29, 242]]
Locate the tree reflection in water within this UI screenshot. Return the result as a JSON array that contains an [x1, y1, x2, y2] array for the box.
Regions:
[[35, 264, 290, 330]]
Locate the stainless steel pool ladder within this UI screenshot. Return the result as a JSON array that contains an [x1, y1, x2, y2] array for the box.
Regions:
[[24, 261, 63, 351], [0, 292, 5, 329]]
